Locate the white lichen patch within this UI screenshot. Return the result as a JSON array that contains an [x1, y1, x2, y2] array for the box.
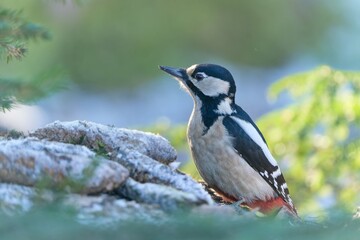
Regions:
[[0, 121, 217, 225], [64, 194, 167, 226], [31, 120, 177, 164], [118, 178, 208, 212], [0, 138, 129, 194], [0, 183, 35, 214], [0, 183, 53, 215], [115, 150, 213, 205]]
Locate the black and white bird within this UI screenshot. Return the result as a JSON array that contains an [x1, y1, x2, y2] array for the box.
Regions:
[[159, 63, 298, 217]]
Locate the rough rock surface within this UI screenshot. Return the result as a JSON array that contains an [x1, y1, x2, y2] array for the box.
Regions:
[[31, 120, 177, 164], [0, 183, 167, 225], [0, 138, 129, 194], [0, 120, 216, 224], [64, 194, 167, 225], [0, 183, 52, 214], [118, 178, 208, 212], [115, 150, 213, 205]]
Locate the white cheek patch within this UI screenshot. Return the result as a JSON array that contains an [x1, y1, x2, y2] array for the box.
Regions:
[[194, 77, 230, 97], [231, 117, 279, 167]]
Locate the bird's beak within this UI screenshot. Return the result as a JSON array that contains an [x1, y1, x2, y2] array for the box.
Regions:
[[159, 65, 187, 81]]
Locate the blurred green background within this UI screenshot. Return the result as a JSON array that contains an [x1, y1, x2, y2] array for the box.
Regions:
[[1, 0, 357, 88], [1, 0, 360, 218]]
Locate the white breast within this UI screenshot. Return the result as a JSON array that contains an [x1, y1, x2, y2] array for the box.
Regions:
[[187, 107, 275, 202]]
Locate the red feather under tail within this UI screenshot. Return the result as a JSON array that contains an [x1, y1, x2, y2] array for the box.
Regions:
[[211, 186, 298, 217], [242, 197, 298, 217]]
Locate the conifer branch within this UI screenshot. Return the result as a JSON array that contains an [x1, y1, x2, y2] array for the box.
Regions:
[[0, 7, 50, 62], [0, 68, 67, 112], [0, 6, 65, 112]]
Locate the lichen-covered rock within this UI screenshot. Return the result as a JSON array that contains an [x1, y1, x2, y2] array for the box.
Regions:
[[64, 194, 167, 225], [0, 183, 167, 224], [0, 183, 53, 215], [115, 149, 213, 205], [0, 120, 219, 225], [0, 138, 129, 194], [118, 178, 208, 212], [31, 120, 177, 164]]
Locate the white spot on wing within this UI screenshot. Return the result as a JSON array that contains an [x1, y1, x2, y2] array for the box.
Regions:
[[280, 183, 288, 192], [231, 117, 279, 167], [271, 168, 282, 178], [260, 171, 269, 178], [274, 180, 278, 189]]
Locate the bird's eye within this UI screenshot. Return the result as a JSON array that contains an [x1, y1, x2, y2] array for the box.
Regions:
[[194, 73, 206, 81]]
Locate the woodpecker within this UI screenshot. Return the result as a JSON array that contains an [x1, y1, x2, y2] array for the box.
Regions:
[[159, 63, 298, 217]]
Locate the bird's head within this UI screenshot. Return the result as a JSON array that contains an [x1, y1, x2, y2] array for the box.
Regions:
[[159, 64, 236, 103]]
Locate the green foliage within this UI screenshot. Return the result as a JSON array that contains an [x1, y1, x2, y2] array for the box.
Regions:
[[94, 140, 109, 158], [0, 6, 65, 112], [258, 66, 360, 214]]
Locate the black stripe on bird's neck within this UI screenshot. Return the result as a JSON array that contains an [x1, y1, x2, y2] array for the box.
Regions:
[[185, 79, 205, 98], [200, 95, 236, 135], [185, 79, 236, 134]]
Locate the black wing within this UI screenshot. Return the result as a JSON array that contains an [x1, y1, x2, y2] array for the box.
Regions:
[[223, 107, 293, 208]]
